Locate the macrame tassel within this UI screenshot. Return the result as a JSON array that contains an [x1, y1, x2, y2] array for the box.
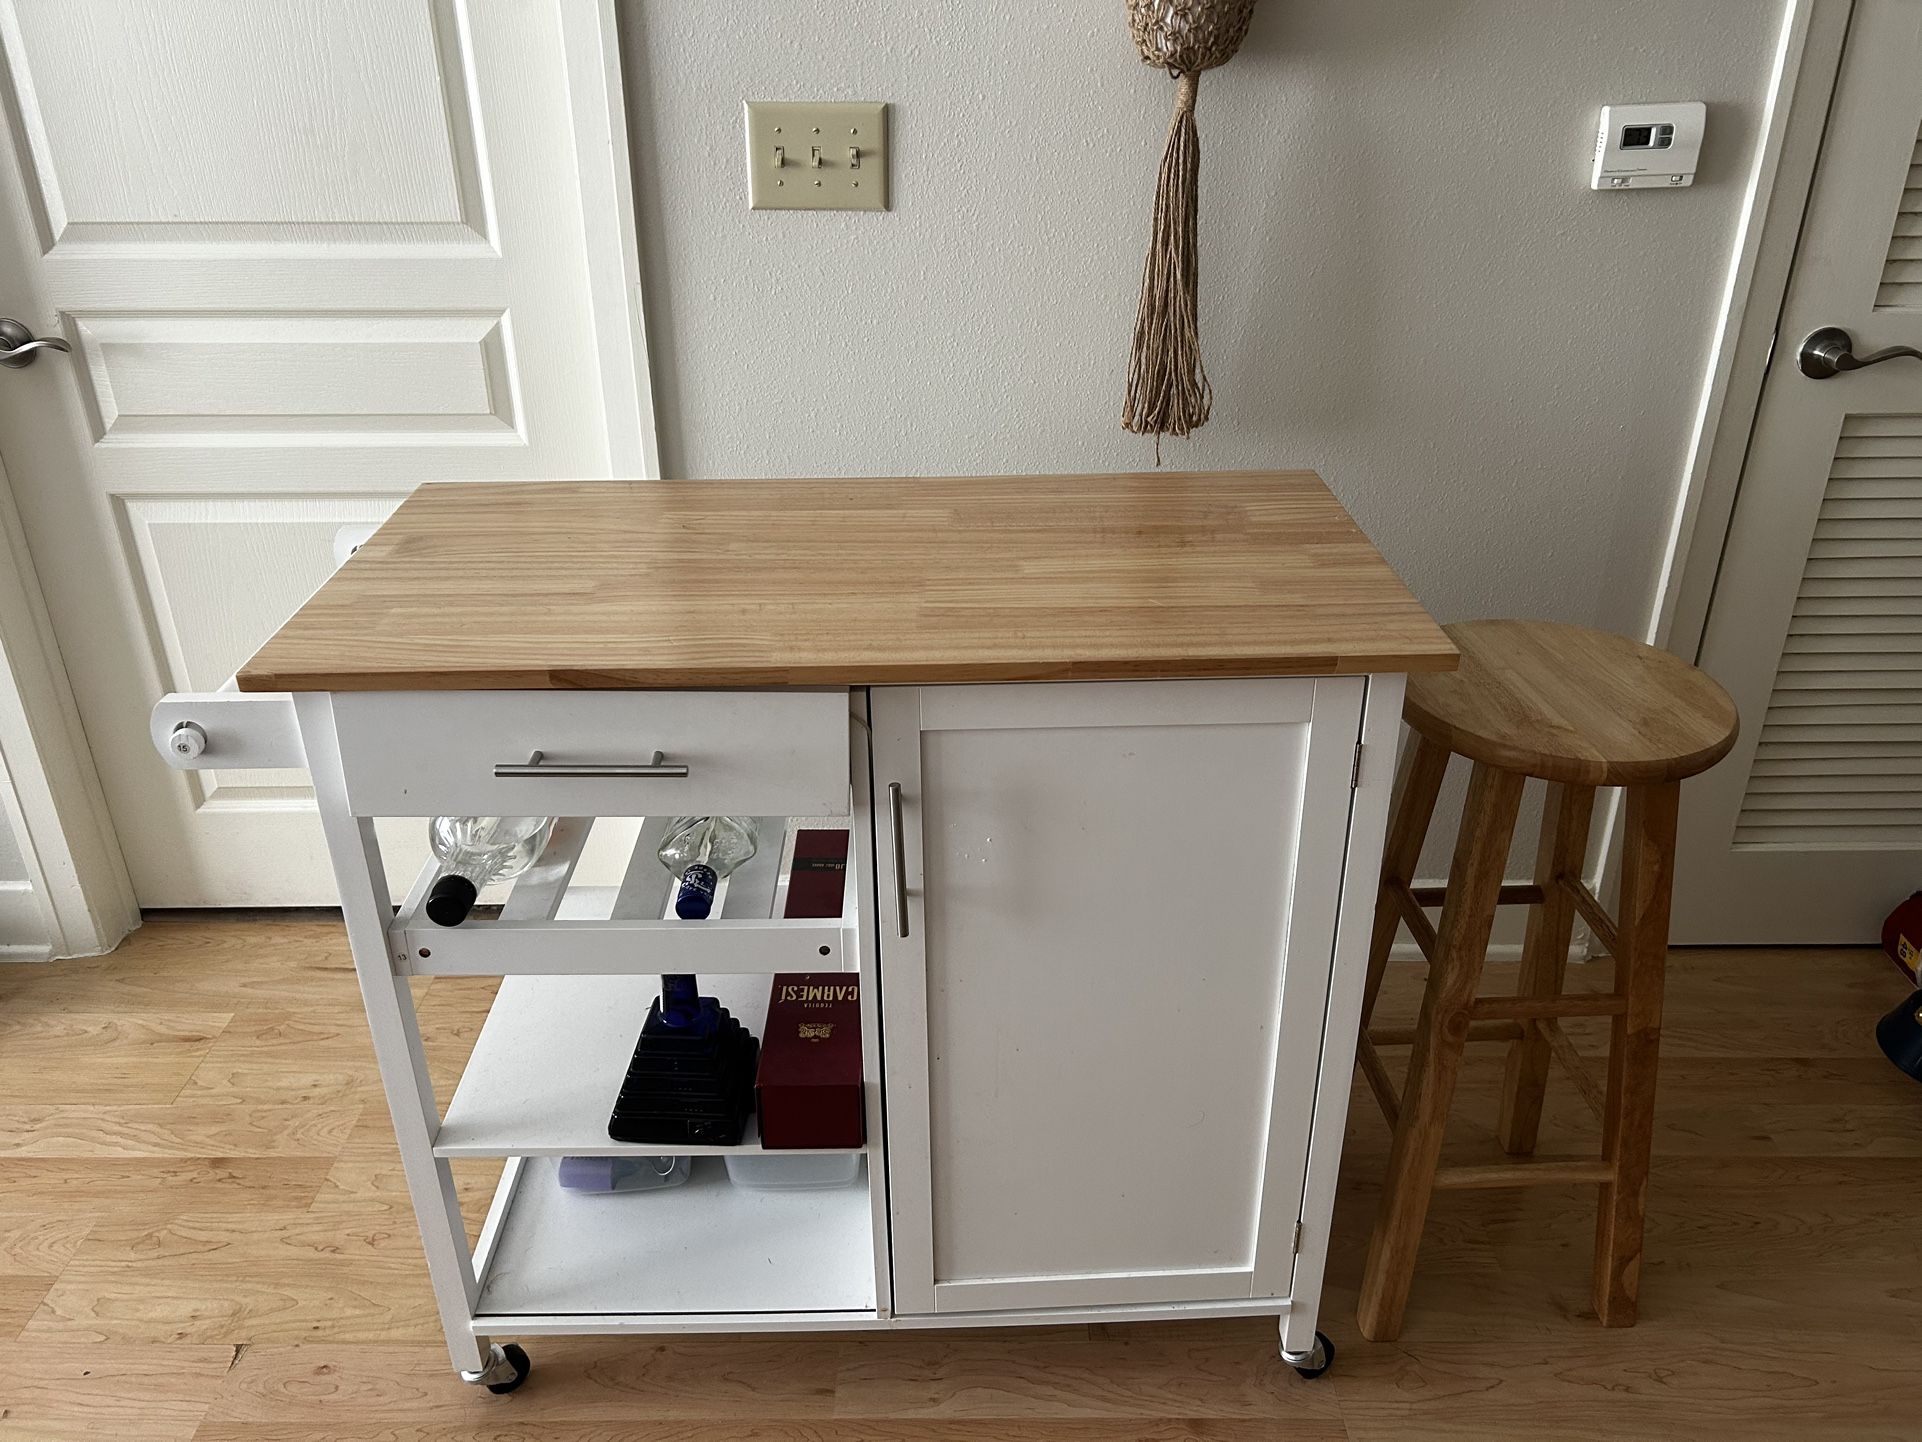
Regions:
[[1123, 69, 1211, 450]]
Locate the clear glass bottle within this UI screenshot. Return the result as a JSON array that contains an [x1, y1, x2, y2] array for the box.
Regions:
[[656, 816, 759, 920], [426, 815, 554, 926]]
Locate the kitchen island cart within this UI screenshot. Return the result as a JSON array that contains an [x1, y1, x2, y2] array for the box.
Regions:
[[152, 471, 1456, 1391]]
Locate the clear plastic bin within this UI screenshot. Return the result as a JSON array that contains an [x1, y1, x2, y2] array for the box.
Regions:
[[724, 1151, 860, 1190], [556, 1155, 691, 1192]]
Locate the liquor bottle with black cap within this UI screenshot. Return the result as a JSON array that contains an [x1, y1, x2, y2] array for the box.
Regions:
[[424, 815, 554, 926]]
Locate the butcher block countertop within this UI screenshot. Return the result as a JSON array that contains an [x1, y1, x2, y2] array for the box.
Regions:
[[236, 472, 1457, 691]]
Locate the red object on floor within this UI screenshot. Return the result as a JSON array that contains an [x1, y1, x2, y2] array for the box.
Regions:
[[1883, 891, 1922, 984], [756, 973, 864, 1148]]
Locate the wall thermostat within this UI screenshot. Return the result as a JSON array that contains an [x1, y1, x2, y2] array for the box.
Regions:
[[1591, 101, 1705, 190]]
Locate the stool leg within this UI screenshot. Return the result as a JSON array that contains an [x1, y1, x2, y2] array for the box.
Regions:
[[1357, 761, 1524, 1342], [1497, 782, 1596, 1155], [1593, 781, 1680, 1327], [1361, 733, 1450, 1029]]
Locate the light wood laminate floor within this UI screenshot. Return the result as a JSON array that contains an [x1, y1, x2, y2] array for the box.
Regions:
[[0, 915, 1913, 1440]]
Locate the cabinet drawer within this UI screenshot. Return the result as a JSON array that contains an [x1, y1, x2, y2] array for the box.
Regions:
[[329, 689, 849, 818]]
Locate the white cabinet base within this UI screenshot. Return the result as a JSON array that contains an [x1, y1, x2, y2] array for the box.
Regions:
[[150, 676, 1407, 1386]]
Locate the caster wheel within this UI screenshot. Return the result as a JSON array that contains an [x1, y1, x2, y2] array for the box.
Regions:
[[486, 1343, 531, 1395], [1289, 1330, 1335, 1380]]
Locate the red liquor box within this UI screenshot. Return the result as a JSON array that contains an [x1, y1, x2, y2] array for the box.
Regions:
[[756, 972, 864, 1149], [782, 829, 849, 919]]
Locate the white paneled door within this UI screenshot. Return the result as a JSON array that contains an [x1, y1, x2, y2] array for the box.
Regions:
[[0, 2, 649, 904], [1678, 0, 1922, 941]]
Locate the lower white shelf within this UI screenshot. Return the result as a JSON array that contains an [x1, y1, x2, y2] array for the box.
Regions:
[[436, 972, 862, 1157], [474, 1154, 877, 1318]]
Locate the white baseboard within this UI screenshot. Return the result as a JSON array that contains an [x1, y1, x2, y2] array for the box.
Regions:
[[0, 880, 51, 961]]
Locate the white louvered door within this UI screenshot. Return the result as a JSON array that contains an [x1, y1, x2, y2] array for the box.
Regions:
[[1677, 0, 1922, 941]]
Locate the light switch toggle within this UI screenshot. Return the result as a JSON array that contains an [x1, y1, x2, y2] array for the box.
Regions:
[[772, 145, 784, 168], [809, 146, 823, 168], [848, 146, 860, 169]]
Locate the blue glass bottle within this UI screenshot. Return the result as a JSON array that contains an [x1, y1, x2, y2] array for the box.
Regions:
[[659, 973, 710, 1031], [657, 816, 759, 920]]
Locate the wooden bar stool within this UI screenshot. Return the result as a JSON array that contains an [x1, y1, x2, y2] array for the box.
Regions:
[[1354, 620, 1738, 1341]]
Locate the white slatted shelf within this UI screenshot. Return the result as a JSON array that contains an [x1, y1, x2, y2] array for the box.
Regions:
[[434, 816, 857, 1157], [500, 816, 594, 919], [472, 1155, 875, 1320], [391, 814, 853, 976]]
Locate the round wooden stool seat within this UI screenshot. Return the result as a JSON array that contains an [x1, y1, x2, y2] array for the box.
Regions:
[[1403, 620, 1739, 787]]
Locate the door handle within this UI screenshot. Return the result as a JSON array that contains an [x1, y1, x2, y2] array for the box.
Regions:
[[0, 316, 70, 370], [1797, 326, 1922, 380]]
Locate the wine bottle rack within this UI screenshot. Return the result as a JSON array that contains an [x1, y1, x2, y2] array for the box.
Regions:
[[388, 813, 854, 977]]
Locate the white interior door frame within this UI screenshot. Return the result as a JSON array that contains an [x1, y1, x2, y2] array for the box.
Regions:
[[0, 0, 656, 951], [1575, 0, 1850, 921], [563, 0, 660, 482], [0, 455, 138, 958], [1651, 0, 1853, 663]]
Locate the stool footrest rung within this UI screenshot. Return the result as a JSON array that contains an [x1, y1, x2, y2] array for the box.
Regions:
[[1398, 880, 1624, 957], [1432, 1157, 1615, 1190], [1405, 882, 1546, 908], [1468, 993, 1627, 1023], [1370, 1020, 1524, 1046], [1364, 1017, 1607, 1122]]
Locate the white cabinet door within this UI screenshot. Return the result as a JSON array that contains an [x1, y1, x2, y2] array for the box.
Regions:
[[872, 678, 1364, 1315]]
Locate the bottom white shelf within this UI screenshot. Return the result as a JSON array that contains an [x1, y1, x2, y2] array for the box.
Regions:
[[475, 1154, 877, 1318], [436, 972, 866, 1157]]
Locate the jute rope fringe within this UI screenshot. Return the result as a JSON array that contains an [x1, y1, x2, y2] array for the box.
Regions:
[[1122, 0, 1257, 451], [1123, 69, 1208, 448]]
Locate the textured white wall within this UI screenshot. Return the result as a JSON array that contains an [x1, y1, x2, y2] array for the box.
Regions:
[[622, 0, 1783, 895], [626, 0, 1776, 631]]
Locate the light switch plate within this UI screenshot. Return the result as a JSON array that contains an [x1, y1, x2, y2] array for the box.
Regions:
[[745, 101, 887, 211]]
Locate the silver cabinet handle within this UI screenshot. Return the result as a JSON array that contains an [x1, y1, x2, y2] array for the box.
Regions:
[[0, 316, 70, 370], [887, 781, 909, 939], [1798, 326, 1922, 380], [492, 748, 689, 779]]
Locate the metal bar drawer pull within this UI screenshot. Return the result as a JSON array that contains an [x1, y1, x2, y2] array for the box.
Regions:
[[492, 749, 689, 779], [888, 781, 909, 939]]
